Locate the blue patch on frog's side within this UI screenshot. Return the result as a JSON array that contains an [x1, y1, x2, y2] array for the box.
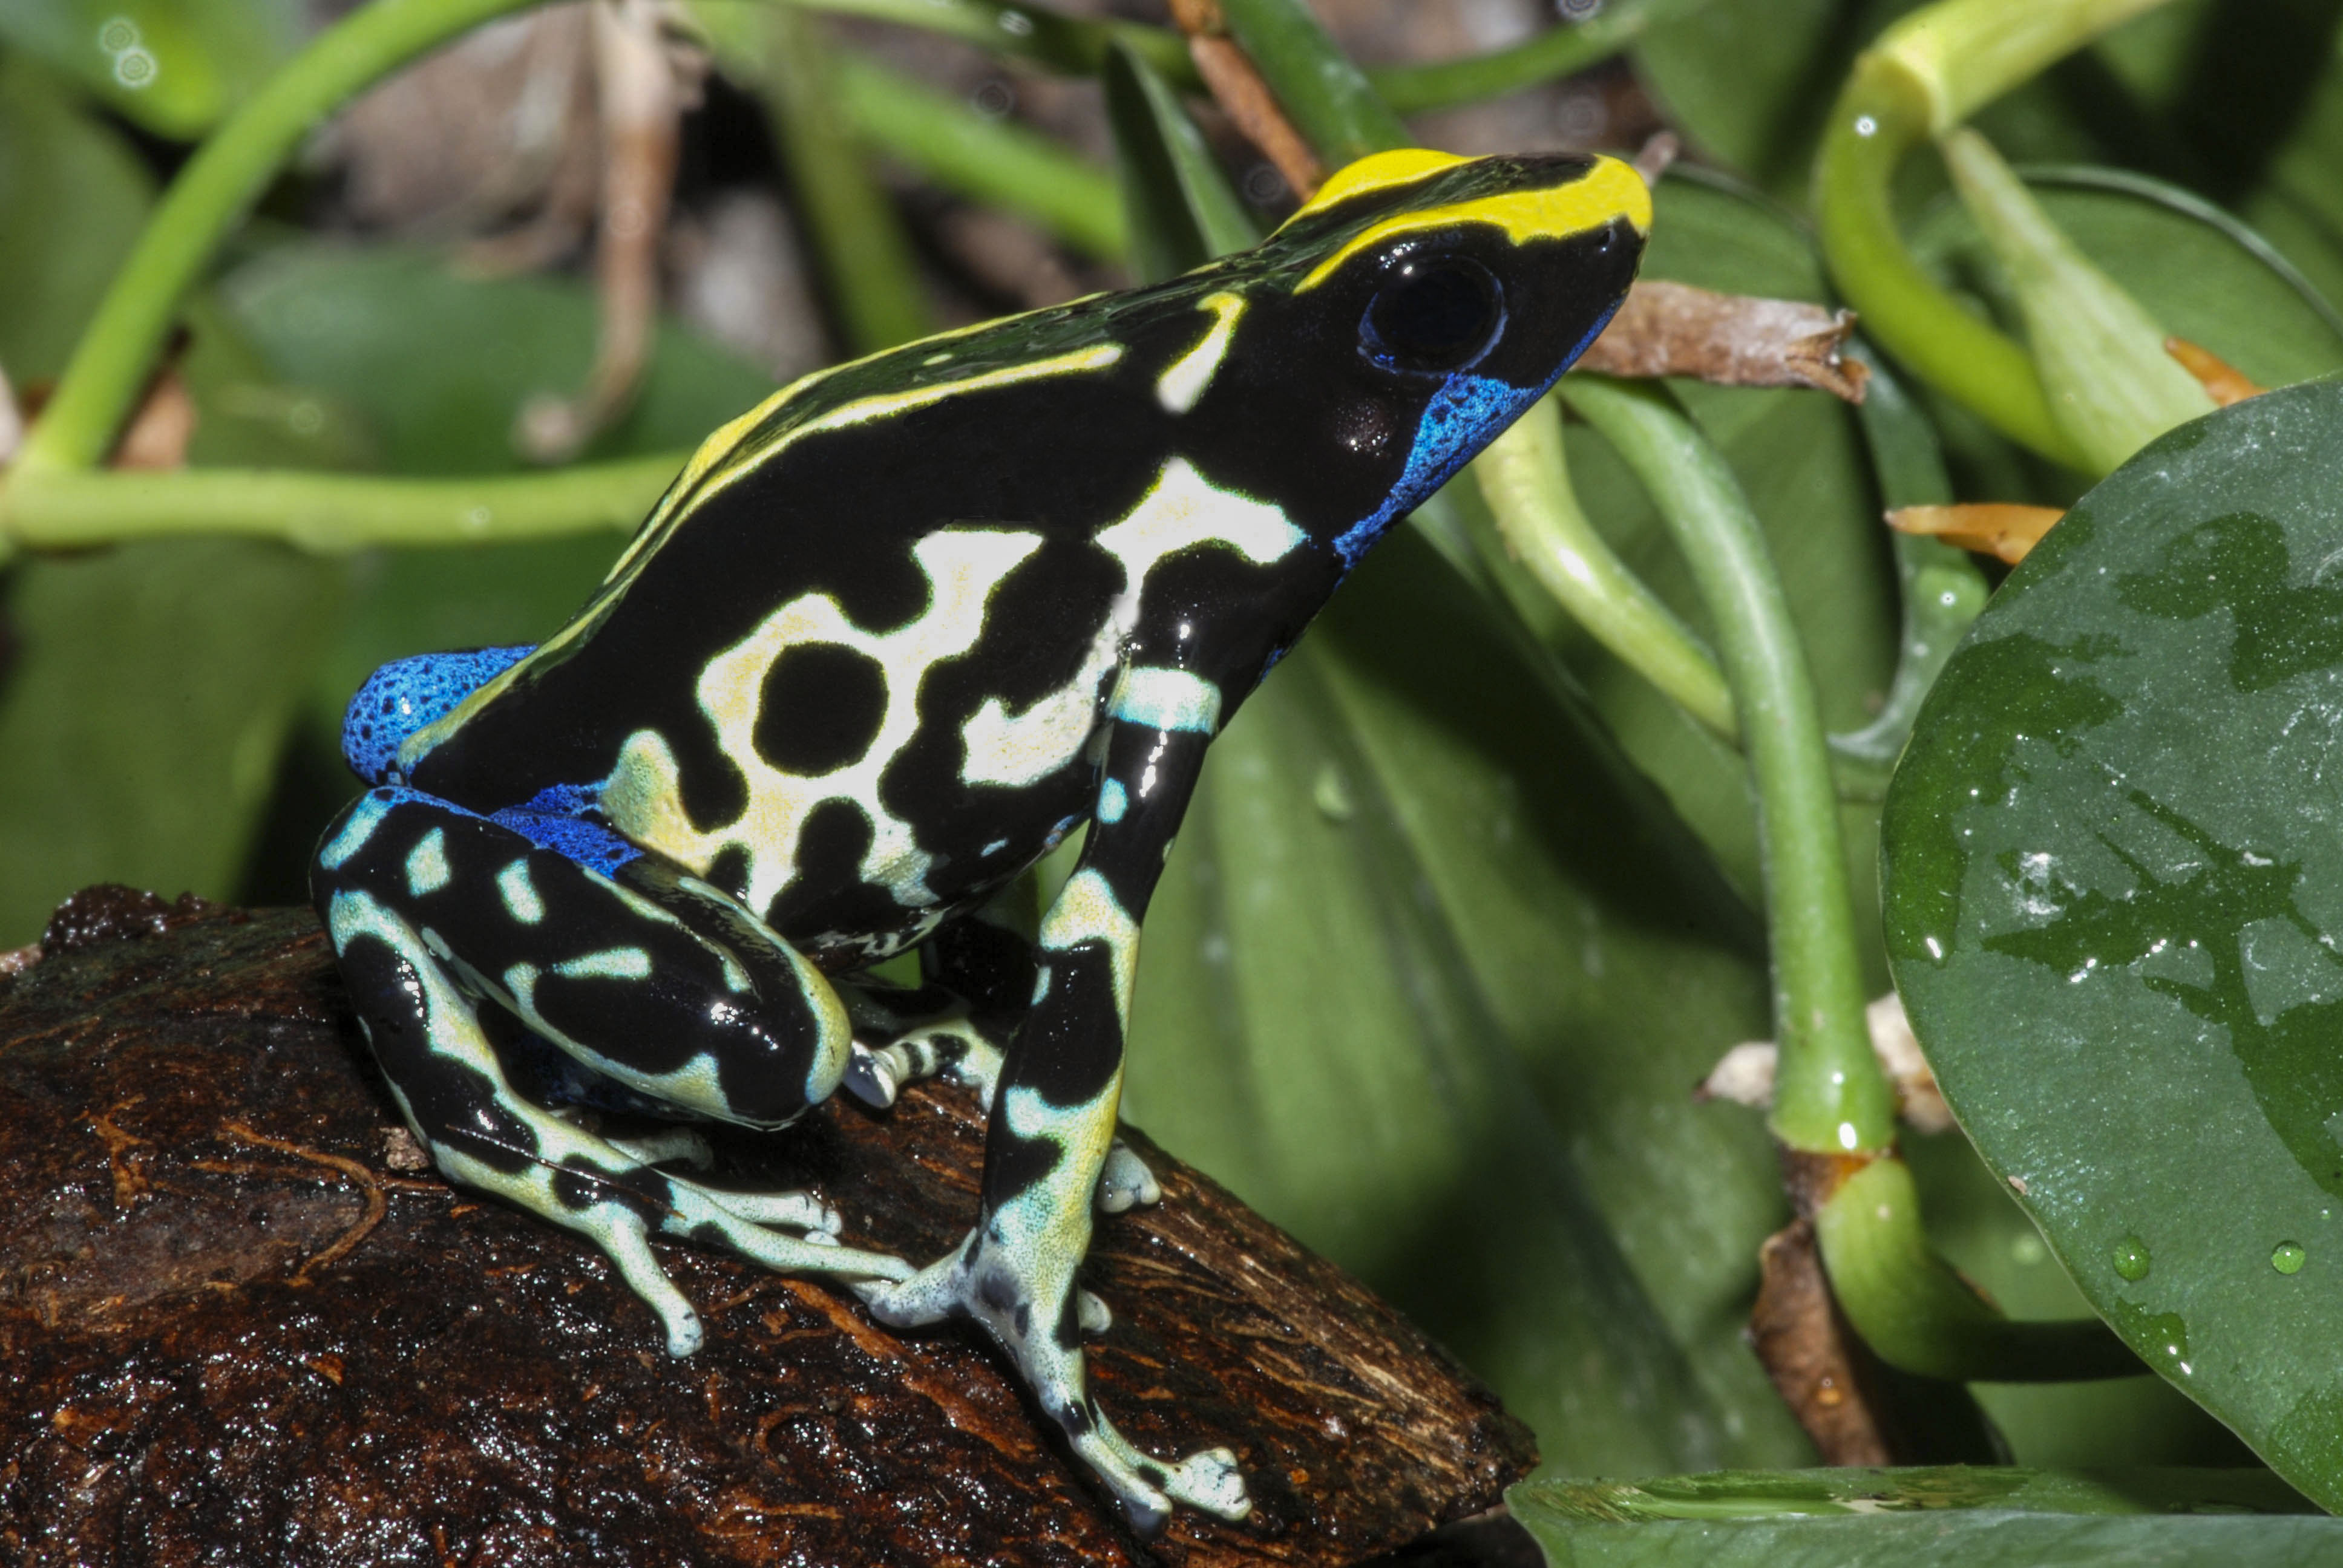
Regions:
[[1329, 298, 1627, 572], [491, 782, 641, 878], [342, 645, 536, 784]]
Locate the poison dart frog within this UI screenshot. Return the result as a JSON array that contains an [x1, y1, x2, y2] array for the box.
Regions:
[[312, 147, 1648, 1533]]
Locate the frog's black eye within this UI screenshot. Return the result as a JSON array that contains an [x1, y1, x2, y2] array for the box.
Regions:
[[1360, 255, 1504, 373]]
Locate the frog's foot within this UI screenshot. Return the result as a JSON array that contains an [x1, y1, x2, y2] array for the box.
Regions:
[[856, 1231, 1250, 1535], [1096, 1138, 1159, 1214]]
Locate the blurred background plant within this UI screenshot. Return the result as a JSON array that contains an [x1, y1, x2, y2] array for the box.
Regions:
[[5, 0, 2343, 1553]]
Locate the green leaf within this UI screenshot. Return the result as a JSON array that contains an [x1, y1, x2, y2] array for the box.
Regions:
[[0, 54, 154, 381], [0, 541, 338, 945], [1909, 171, 2343, 397], [1512, 1465, 2328, 1565], [1126, 527, 1812, 1477], [1883, 379, 2343, 1511], [0, 0, 299, 139], [217, 243, 775, 476], [1102, 42, 1257, 284], [209, 241, 779, 852]]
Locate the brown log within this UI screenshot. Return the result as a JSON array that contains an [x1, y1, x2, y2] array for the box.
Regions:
[[0, 889, 1533, 1566]]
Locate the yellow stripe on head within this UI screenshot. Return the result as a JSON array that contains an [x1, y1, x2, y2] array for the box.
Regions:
[[1282, 148, 1473, 224], [1293, 153, 1653, 293]]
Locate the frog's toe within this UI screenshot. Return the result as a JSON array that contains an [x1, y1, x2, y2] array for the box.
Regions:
[[603, 1125, 713, 1170], [597, 1209, 706, 1356], [842, 1042, 903, 1108], [700, 1187, 840, 1233], [1077, 1288, 1112, 1334], [1095, 1138, 1160, 1213]]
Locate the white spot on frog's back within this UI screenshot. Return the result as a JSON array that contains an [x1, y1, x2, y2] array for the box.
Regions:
[[1095, 458, 1306, 635], [601, 529, 1044, 916], [961, 610, 1122, 788], [1155, 293, 1247, 415], [497, 859, 545, 924], [406, 828, 451, 898]]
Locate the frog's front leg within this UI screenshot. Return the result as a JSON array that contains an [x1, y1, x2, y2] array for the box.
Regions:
[[310, 788, 910, 1355], [857, 671, 1248, 1535], [844, 887, 1161, 1215]]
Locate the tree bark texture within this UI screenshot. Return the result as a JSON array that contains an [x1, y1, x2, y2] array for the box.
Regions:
[[0, 890, 1534, 1566]]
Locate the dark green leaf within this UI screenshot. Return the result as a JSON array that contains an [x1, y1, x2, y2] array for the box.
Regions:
[[1102, 42, 1257, 284], [0, 541, 338, 944], [1126, 528, 1812, 1476], [1216, 0, 1407, 163], [0, 54, 153, 380], [1909, 173, 2343, 396], [0, 0, 299, 139], [1884, 380, 2343, 1510], [217, 242, 776, 475], [1512, 1465, 2329, 1566]]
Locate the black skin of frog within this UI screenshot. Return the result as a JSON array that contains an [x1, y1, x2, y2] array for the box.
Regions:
[[310, 147, 1648, 1534]]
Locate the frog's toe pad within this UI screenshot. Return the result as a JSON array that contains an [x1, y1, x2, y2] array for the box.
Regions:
[[843, 1044, 902, 1109], [1167, 1447, 1252, 1521], [1095, 1139, 1161, 1213]]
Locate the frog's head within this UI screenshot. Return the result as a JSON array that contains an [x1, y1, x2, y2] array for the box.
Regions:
[[1200, 148, 1649, 568]]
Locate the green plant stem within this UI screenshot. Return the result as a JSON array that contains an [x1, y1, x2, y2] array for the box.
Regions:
[[1817, 1158, 2142, 1381], [1826, 345, 1987, 787], [1367, 0, 1699, 114], [1812, 54, 2083, 468], [1103, 42, 1260, 283], [759, 7, 935, 354], [1561, 376, 1893, 1157], [1473, 395, 1737, 742], [835, 54, 1126, 262], [1216, 0, 1408, 167], [778, 0, 1198, 86], [1, 459, 681, 553], [1812, 0, 2178, 470], [11, 0, 546, 485]]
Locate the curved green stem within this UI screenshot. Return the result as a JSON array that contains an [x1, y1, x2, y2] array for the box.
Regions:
[[772, 0, 1198, 86], [760, 7, 934, 354], [1561, 376, 1892, 1157], [1369, 0, 1700, 114], [0, 459, 680, 553], [1826, 345, 1987, 790], [1473, 394, 1736, 742], [1812, 53, 2084, 469], [1818, 1158, 2143, 1382], [13, 0, 546, 482]]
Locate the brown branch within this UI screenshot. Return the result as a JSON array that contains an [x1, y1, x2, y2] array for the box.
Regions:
[[1170, 0, 1325, 199], [0, 893, 1532, 1565]]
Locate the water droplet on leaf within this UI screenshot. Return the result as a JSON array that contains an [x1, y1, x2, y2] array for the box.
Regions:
[[2113, 1235, 2152, 1281], [2273, 1241, 2307, 1275]]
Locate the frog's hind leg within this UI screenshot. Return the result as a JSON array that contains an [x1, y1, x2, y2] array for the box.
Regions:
[[311, 789, 909, 1355]]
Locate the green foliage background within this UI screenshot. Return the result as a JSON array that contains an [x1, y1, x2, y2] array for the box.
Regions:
[[8, 0, 2343, 1553]]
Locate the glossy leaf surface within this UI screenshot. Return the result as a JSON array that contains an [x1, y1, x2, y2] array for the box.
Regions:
[[1884, 380, 2343, 1509], [1512, 1465, 2330, 1565]]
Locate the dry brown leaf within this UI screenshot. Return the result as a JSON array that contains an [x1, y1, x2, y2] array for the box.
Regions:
[[1578, 280, 1868, 401], [1888, 501, 2063, 564], [2165, 336, 2266, 407]]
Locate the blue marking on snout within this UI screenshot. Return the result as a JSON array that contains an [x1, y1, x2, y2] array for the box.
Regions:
[[1330, 295, 1628, 572]]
